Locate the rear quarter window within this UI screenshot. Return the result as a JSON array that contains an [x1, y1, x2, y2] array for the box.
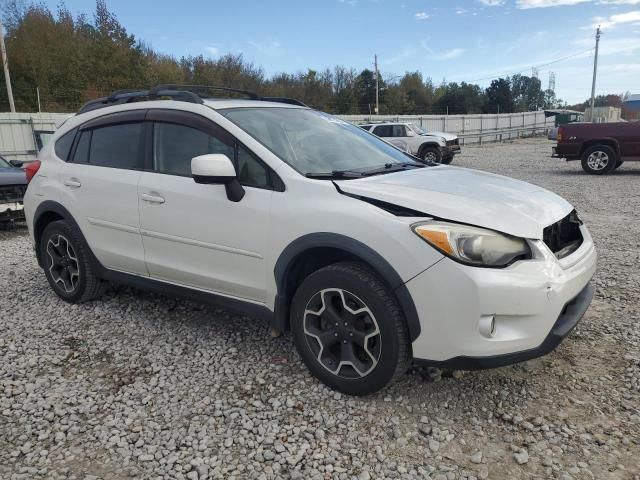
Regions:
[[54, 128, 77, 161]]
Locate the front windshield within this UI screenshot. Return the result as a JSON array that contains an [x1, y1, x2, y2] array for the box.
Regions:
[[0, 156, 11, 168], [409, 123, 427, 135], [220, 108, 420, 175]]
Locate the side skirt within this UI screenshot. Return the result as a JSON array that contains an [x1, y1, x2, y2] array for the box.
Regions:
[[99, 268, 275, 324]]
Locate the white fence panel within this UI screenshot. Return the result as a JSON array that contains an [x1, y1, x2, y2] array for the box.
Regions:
[[337, 111, 554, 145]]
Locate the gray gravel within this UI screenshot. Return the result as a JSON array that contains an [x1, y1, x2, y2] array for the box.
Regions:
[[1, 137, 639, 479]]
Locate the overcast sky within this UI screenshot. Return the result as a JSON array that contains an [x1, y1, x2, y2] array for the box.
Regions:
[[43, 0, 640, 104]]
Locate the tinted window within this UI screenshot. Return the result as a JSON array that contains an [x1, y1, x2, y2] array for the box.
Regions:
[[54, 129, 76, 161], [153, 123, 234, 177], [392, 125, 406, 137], [72, 131, 91, 163], [237, 144, 271, 188], [89, 123, 143, 169], [373, 125, 392, 137]]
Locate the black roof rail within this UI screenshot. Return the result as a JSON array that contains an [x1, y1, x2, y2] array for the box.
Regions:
[[260, 96, 308, 107], [151, 84, 260, 100], [155, 85, 308, 106], [77, 88, 204, 114], [77, 84, 307, 115]]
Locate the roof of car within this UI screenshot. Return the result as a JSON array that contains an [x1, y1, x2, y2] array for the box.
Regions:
[[360, 122, 413, 126], [203, 99, 306, 110]]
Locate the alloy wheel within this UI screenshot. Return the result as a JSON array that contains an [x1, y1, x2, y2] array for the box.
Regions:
[[46, 234, 80, 293], [303, 288, 381, 379], [586, 151, 609, 171], [424, 151, 438, 163]]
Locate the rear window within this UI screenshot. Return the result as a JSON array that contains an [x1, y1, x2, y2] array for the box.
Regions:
[[54, 129, 76, 161]]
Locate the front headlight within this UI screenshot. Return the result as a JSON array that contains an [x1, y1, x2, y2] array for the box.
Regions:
[[412, 221, 531, 268]]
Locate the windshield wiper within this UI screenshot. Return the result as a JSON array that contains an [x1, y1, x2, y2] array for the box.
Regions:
[[360, 162, 424, 176], [305, 169, 365, 179]]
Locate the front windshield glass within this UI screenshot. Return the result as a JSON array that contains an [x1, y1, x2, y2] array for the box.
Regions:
[[409, 123, 427, 135], [221, 108, 420, 175], [0, 156, 11, 168]]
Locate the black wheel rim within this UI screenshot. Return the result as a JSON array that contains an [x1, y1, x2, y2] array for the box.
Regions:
[[46, 234, 80, 293], [303, 288, 381, 379]]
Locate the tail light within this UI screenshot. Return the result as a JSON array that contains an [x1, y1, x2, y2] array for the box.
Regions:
[[25, 160, 41, 183], [557, 127, 564, 143]]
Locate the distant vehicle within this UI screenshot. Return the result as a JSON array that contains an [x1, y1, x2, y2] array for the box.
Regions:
[[553, 122, 640, 174], [359, 122, 461, 164], [0, 155, 27, 223], [545, 110, 583, 141]]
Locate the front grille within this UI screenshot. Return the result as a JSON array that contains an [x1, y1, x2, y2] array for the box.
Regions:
[[446, 139, 460, 147], [0, 184, 26, 203], [543, 211, 583, 258]]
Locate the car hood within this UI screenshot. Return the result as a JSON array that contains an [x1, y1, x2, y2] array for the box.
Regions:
[[0, 169, 27, 186], [335, 166, 573, 239], [423, 131, 457, 141]]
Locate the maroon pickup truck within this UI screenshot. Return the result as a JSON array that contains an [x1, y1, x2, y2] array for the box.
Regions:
[[553, 122, 640, 175]]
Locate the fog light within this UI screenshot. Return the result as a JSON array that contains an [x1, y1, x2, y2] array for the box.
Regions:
[[479, 315, 496, 338]]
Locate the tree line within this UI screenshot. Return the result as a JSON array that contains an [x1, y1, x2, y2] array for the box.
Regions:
[[0, 1, 627, 115]]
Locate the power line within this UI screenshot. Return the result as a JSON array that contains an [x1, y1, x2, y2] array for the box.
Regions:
[[466, 48, 594, 84]]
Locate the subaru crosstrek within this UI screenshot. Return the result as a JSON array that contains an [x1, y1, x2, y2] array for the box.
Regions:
[[23, 85, 596, 396]]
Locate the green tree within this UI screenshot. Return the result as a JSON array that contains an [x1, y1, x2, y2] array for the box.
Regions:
[[484, 78, 513, 113]]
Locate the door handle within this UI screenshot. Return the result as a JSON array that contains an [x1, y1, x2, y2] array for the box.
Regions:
[[141, 193, 165, 204], [64, 178, 81, 188]]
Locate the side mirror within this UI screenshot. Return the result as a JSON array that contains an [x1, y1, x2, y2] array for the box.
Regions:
[[9, 160, 24, 168], [405, 130, 416, 137], [191, 154, 245, 202]]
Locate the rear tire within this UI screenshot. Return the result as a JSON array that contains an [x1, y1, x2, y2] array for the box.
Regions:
[[290, 261, 410, 396], [581, 145, 617, 175], [40, 220, 106, 303]]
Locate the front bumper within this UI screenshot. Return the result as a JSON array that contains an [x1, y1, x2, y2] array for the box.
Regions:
[[443, 145, 461, 158], [406, 225, 596, 367], [414, 282, 594, 369]]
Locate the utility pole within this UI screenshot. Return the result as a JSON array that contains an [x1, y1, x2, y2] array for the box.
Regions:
[[37, 87, 41, 112], [0, 18, 16, 112], [374, 54, 379, 115], [588, 26, 601, 122]]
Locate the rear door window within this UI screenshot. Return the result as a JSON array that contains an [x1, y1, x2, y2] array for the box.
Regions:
[[89, 123, 144, 169], [373, 125, 393, 137]]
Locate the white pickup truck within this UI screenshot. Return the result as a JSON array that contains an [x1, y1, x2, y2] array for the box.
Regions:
[[360, 122, 461, 164]]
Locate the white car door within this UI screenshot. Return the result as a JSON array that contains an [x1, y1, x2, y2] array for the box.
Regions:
[[58, 111, 148, 275], [138, 110, 276, 303]]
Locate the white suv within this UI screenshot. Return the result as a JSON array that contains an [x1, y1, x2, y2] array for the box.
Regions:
[[360, 122, 461, 164], [24, 85, 596, 396]]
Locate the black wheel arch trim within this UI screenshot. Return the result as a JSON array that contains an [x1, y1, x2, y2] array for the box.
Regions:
[[273, 232, 421, 342], [33, 201, 102, 270]]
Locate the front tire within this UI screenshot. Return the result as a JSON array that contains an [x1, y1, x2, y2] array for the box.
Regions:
[[581, 145, 617, 175], [40, 220, 106, 303], [421, 146, 442, 163], [290, 262, 410, 396]]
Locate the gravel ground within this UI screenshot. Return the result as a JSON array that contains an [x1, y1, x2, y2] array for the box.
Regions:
[[1, 137, 639, 480]]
